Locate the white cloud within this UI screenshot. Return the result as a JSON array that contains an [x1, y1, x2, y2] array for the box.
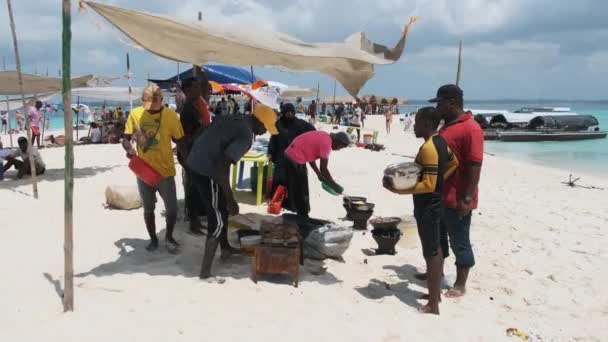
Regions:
[[1, 0, 607, 99], [83, 48, 120, 67], [586, 51, 608, 73]]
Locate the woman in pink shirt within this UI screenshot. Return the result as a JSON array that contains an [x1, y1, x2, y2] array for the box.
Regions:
[[284, 130, 350, 194]]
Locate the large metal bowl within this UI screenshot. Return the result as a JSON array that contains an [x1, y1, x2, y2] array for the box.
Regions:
[[369, 217, 402, 230], [351, 202, 375, 212], [343, 196, 367, 205]]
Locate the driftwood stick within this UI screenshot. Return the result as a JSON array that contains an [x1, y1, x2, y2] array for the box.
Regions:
[[561, 174, 604, 190]]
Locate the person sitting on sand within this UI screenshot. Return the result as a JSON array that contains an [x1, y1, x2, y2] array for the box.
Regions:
[[383, 107, 458, 315], [45, 134, 66, 146], [2, 137, 46, 179], [123, 85, 185, 254], [79, 123, 102, 144], [89, 122, 102, 144], [284, 130, 350, 195], [187, 104, 277, 280]]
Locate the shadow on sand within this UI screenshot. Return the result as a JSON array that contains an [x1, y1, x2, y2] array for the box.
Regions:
[[76, 220, 342, 287], [354, 264, 428, 310], [0, 165, 120, 191]]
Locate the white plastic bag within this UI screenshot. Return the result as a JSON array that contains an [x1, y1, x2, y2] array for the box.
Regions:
[[105, 185, 143, 210], [304, 223, 354, 260]]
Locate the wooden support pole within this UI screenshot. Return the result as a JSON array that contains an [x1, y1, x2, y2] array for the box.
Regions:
[[456, 40, 463, 86], [62, 0, 74, 312], [3, 56, 13, 147], [7, 0, 38, 198]]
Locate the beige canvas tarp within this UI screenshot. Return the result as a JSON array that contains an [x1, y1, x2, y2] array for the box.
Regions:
[[82, 1, 416, 96], [0, 93, 57, 111], [0, 71, 94, 95]]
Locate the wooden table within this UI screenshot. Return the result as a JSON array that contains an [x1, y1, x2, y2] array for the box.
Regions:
[[231, 151, 273, 206]]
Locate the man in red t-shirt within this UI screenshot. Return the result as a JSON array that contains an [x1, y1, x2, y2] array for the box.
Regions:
[[430, 84, 483, 298]]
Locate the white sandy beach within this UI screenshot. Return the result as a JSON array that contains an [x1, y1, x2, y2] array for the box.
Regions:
[[1, 116, 607, 341]]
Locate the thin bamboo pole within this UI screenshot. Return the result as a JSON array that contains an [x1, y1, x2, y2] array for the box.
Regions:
[[126, 53, 133, 111], [332, 79, 337, 106], [62, 0, 74, 312], [6, 0, 38, 198], [3, 56, 13, 147], [456, 40, 462, 86], [40, 106, 46, 143], [3, 98, 10, 147]]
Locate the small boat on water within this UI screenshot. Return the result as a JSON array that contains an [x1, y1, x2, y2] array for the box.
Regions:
[[496, 130, 607, 142], [471, 108, 607, 142]]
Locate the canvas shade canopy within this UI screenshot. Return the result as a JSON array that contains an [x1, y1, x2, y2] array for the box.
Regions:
[[0, 93, 56, 111], [149, 64, 259, 87], [71, 87, 144, 103], [81, 1, 415, 97], [0, 71, 94, 95]]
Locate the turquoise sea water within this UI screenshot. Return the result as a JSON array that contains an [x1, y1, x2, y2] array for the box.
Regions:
[[5, 101, 608, 177], [399, 102, 608, 177]]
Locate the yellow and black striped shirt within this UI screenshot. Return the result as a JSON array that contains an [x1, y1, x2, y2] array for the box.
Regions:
[[401, 134, 458, 195]]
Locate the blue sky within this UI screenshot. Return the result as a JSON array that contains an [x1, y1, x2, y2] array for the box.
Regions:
[[1, 0, 608, 100]]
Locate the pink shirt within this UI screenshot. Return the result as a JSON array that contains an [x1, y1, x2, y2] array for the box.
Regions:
[[285, 131, 332, 164], [28, 107, 42, 128]]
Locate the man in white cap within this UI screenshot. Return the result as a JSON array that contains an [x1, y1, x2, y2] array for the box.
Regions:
[[122, 84, 185, 253]]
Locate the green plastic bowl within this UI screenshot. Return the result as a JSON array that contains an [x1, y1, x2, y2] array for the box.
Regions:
[[322, 181, 344, 196]]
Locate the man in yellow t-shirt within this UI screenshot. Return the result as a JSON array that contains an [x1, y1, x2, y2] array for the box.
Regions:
[[123, 84, 185, 253]]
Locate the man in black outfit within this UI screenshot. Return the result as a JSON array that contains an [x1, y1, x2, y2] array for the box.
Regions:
[[187, 105, 278, 280], [177, 75, 212, 235]]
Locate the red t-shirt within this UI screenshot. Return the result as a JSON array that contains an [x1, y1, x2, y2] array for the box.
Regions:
[[195, 98, 211, 127], [439, 112, 484, 209]]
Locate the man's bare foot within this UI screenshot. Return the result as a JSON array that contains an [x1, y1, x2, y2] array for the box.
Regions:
[[446, 287, 466, 298], [146, 239, 159, 252], [419, 294, 442, 302], [418, 304, 439, 315]]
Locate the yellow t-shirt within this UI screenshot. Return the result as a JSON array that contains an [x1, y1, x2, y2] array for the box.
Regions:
[[401, 134, 459, 195], [125, 106, 184, 177]]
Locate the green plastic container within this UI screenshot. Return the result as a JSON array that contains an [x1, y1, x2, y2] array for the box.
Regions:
[[322, 181, 344, 196]]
